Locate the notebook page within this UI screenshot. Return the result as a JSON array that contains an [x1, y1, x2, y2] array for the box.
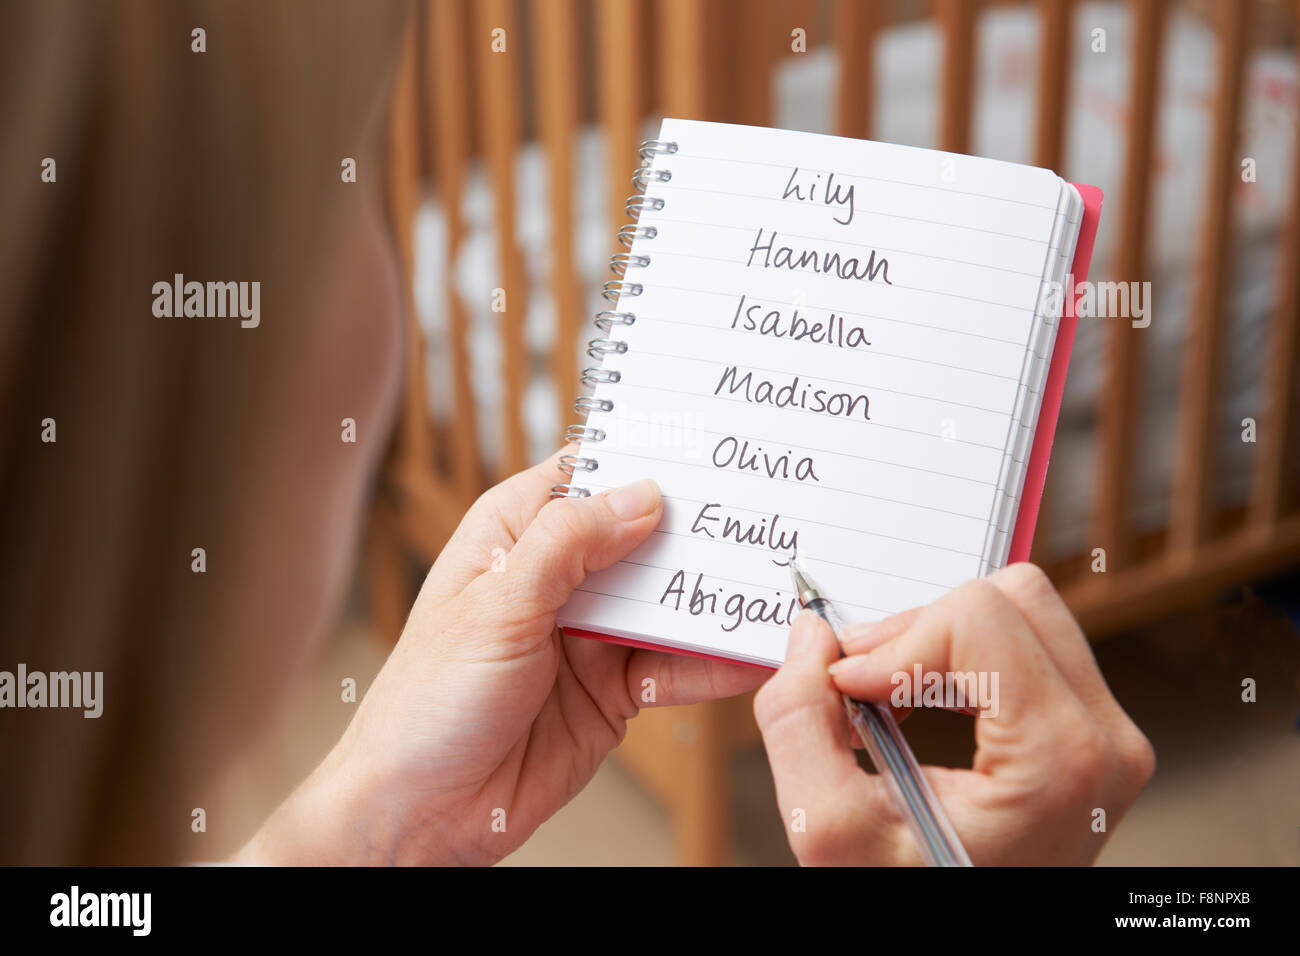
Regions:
[[559, 119, 1068, 667]]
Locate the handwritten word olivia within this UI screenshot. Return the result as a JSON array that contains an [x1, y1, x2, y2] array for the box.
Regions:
[[730, 294, 871, 350], [781, 167, 856, 226], [711, 436, 820, 483], [746, 229, 892, 284]]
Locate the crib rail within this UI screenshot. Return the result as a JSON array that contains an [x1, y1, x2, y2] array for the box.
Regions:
[[378, 0, 1300, 642], [374, 0, 1300, 866]]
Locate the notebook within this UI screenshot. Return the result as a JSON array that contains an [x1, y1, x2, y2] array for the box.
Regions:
[[556, 118, 1101, 669]]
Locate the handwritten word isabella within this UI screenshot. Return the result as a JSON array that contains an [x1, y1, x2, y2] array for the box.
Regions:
[[730, 294, 871, 350]]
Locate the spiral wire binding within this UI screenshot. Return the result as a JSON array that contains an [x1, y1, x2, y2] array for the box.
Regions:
[[551, 139, 677, 499]]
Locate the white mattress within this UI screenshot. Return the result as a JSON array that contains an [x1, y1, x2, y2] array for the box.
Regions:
[[413, 0, 1297, 556]]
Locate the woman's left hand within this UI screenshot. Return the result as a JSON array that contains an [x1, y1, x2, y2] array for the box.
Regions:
[[238, 447, 765, 865]]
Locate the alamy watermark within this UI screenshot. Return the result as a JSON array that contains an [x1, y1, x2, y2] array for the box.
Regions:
[[152, 273, 260, 328], [1039, 273, 1152, 329], [50, 886, 150, 936], [890, 665, 999, 718], [0, 664, 103, 718]]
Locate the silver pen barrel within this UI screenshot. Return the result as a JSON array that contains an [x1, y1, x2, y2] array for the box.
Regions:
[[789, 556, 973, 867]]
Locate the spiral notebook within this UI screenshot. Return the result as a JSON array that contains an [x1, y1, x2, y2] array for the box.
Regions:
[[556, 119, 1102, 669]]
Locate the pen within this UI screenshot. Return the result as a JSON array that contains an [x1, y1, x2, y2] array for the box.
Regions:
[[789, 554, 973, 867]]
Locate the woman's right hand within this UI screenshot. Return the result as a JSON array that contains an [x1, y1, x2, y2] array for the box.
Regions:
[[754, 563, 1155, 865]]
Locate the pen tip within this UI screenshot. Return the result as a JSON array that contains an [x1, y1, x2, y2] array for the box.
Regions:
[[788, 552, 819, 607]]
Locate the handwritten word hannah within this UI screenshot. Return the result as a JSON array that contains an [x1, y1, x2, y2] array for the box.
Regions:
[[746, 229, 892, 285]]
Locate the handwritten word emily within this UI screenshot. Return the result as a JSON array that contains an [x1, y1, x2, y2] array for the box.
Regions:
[[690, 502, 799, 565], [782, 167, 856, 226], [746, 229, 892, 285]]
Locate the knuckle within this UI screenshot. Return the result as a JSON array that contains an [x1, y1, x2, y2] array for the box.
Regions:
[[539, 496, 596, 546], [753, 673, 800, 730], [1118, 725, 1157, 785], [1038, 720, 1111, 812], [1059, 723, 1111, 797], [794, 822, 843, 867], [465, 485, 503, 523], [997, 561, 1054, 599], [791, 797, 896, 867], [951, 577, 1011, 621], [643, 661, 673, 708], [1071, 723, 1111, 775]]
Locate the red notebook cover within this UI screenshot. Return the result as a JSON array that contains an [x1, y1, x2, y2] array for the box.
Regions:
[[565, 183, 1104, 669]]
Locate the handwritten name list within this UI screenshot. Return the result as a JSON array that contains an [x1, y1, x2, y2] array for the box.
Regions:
[[559, 119, 1078, 666]]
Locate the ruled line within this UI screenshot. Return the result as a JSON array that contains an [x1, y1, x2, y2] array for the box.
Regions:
[[639, 527, 963, 591], [595, 445, 993, 521], [646, 217, 1045, 278], [573, 586, 896, 629], [650, 182, 1052, 243], [630, 310, 1022, 382], [677, 152, 1060, 211], [641, 282, 1029, 346], [589, 414, 998, 486], [644, 248, 1038, 314], [585, 560, 889, 617], [629, 346, 1016, 417], [579, 482, 987, 560], [611, 380, 1008, 452]]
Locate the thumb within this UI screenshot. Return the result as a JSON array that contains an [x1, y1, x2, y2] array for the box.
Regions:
[[476, 478, 662, 619]]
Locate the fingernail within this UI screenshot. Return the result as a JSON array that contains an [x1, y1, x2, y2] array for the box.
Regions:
[[840, 615, 906, 654], [827, 656, 874, 683], [605, 479, 661, 521]]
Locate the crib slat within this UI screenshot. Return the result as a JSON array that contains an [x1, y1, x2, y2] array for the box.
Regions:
[[1034, 0, 1073, 172], [386, 13, 433, 479], [428, 0, 482, 499], [1091, 0, 1166, 573], [730, 0, 775, 127], [1250, 4, 1300, 528], [473, 0, 530, 478], [657, 0, 710, 119], [938, 0, 976, 153], [833, 0, 881, 139], [597, 0, 645, 243], [534, 0, 582, 446], [1169, 0, 1250, 558]]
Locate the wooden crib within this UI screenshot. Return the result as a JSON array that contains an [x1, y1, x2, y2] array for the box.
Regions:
[[373, 0, 1300, 864]]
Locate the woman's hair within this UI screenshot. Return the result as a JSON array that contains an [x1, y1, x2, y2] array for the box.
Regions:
[[0, 0, 410, 863]]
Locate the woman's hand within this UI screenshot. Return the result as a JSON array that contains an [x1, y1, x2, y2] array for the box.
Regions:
[[239, 448, 765, 865], [754, 563, 1155, 865]]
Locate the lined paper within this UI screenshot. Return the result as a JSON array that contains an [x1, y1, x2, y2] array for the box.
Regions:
[[559, 119, 1081, 667]]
